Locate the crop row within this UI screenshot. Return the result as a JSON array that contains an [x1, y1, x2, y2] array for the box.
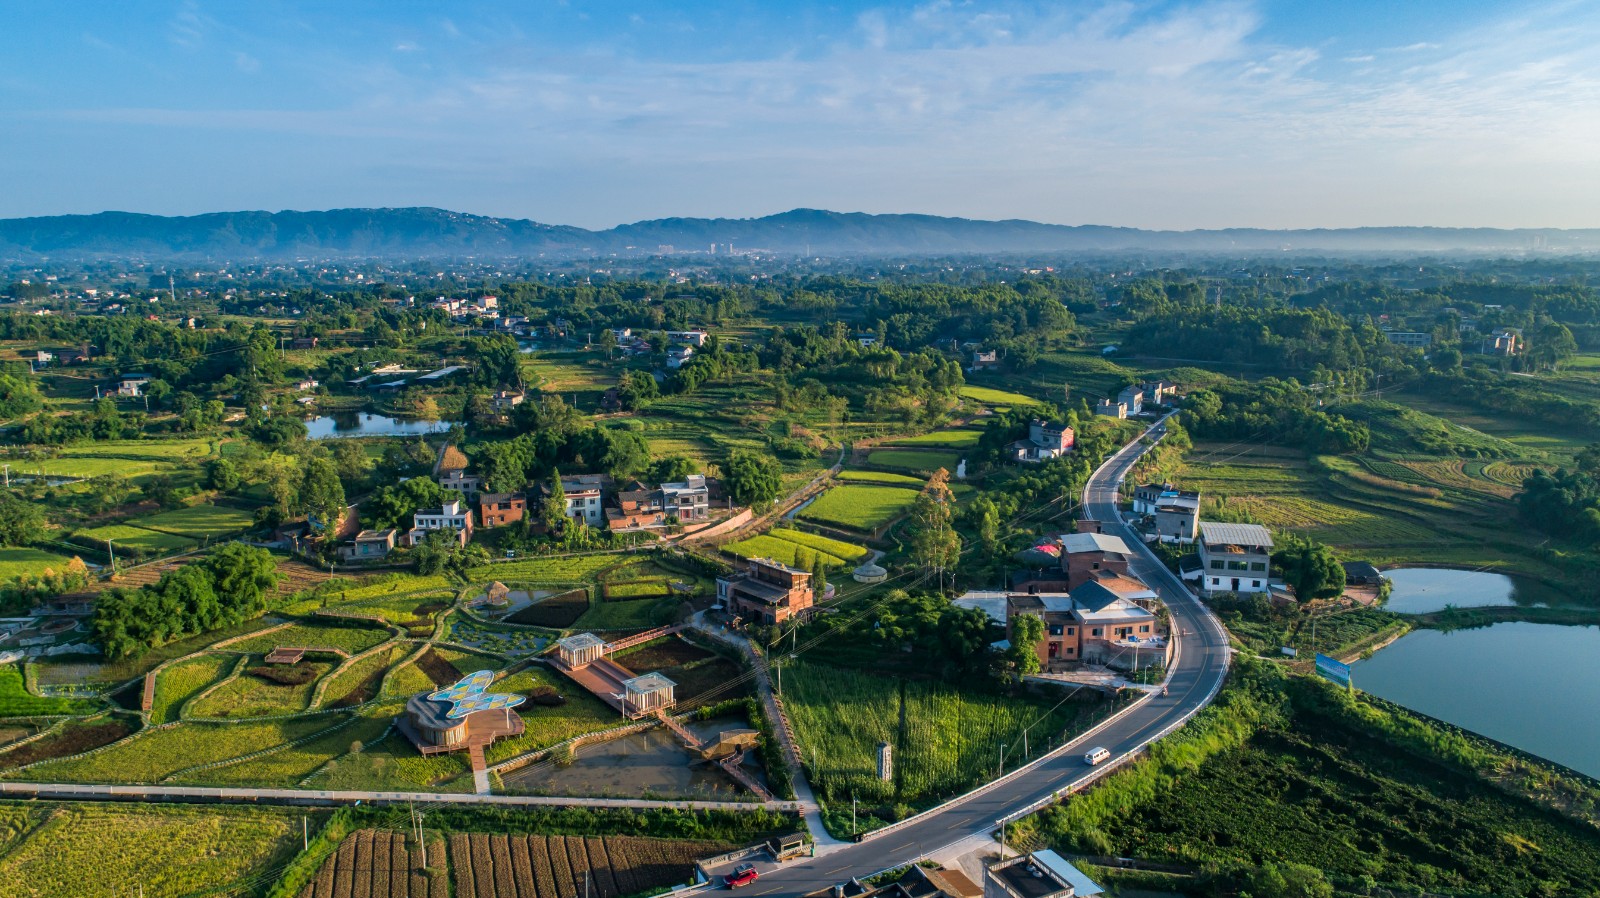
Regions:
[[447, 832, 724, 898]]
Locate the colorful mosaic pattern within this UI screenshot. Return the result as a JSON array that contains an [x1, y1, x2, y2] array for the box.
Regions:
[[427, 669, 526, 720]]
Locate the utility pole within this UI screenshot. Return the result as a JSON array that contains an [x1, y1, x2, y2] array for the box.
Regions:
[[851, 794, 857, 835], [2, 464, 8, 487], [302, 816, 308, 851], [106, 538, 115, 574], [997, 742, 1006, 778]]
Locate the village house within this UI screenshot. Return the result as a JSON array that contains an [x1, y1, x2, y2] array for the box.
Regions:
[[1010, 419, 1074, 463], [115, 373, 151, 397], [666, 345, 695, 369], [666, 329, 709, 347], [556, 474, 610, 527], [1118, 385, 1144, 416], [1154, 490, 1201, 543], [970, 349, 1000, 370], [438, 468, 481, 498], [478, 493, 526, 529], [1132, 483, 1168, 514], [661, 474, 712, 519], [1093, 397, 1127, 419], [290, 337, 319, 350], [1385, 331, 1433, 349], [408, 498, 473, 547], [1193, 521, 1274, 595], [491, 389, 525, 412], [717, 557, 815, 625], [1141, 380, 1179, 406], [958, 574, 1163, 673], [607, 481, 670, 530], [1483, 327, 1523, 356], [338, 528, 398, 562]]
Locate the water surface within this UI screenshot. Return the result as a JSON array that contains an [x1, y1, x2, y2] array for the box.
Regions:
[[1354, 622, 1600, 778], [305, 412, 455, 439], [1382, 567, 1522, 615]]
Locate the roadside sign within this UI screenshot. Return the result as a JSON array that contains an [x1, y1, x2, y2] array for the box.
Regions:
[[1315, 653, 1351, 687], [1280, 646, 1297, 657]]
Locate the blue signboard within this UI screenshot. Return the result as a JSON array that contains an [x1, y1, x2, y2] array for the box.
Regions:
[[1315, 653, 1351, 687]]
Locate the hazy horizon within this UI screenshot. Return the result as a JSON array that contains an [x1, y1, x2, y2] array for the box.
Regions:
[[5, 1, 1600, 230]]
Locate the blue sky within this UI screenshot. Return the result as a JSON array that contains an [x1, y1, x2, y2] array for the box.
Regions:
[[2, 1, 1598, 229]]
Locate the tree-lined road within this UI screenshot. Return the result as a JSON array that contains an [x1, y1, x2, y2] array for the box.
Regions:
[[744, 415, 1232, 896]]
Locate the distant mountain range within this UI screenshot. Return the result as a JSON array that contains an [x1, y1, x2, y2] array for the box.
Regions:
[[2, 207, 1597, 260]]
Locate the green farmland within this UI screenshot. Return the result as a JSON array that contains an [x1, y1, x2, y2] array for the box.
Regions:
[[135, 504, 257, 539], [865, 448, 962, 473], [798, 484, 920, 532]]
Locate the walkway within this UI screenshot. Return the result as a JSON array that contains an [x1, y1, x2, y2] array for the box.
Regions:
[[0, 781, 800, 812], [687, 612, 849, 852]]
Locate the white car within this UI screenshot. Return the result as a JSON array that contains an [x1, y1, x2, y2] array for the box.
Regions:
[[1083, 746, 1112, 766]]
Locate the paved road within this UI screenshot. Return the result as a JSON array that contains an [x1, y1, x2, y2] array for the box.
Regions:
[[0, 781, 801, 812], [742, 415, 1232, 896]]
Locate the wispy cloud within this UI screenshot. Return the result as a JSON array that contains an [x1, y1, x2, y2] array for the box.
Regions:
[[12, 1, 1600, 228]]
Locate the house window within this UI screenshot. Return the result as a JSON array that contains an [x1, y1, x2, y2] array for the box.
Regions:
[[1209, 560, 1223, 570], [1092, 628, 1102, 637], [1252, 580, 1262, 588], [1140, 625, 1150, 633], [1250, 562, 1266, 572], [1228, 560, 1249, 571], [1048, 625, 1063, 636], [1066, 627, 1075, 636]]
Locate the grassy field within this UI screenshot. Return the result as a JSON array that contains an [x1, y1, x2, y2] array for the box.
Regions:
[[0, 803, 303, 898], [0, 547, 80, 582], [135, 504, 257, 539], [836, 470, 925, 486], [187, 660, 335, 719], [783, 661, 1102, 809], [0, 665, 99, 717], [959, 385, 1042, 407], [866, 448, 962, 472], [1176, 438, 1549, 577], [572, 596, 676, 630], [464, 554, 622, 585], [888, 429, 983, 448], [22, 438, 215, 481], [798, 485, 920, 532], [9, 716, 345, 784], [228, 622, 390, 657], [70, 523, 196, 556], [320, 645, 407, 708], [149, 654, 234, 724], [722, 534, 852, 570]]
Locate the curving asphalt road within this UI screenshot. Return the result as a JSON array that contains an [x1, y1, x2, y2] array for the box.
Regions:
[[743, 414, 1232, 896]]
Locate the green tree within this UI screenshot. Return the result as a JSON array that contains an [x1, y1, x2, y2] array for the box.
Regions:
[[330, 439, 371, 485], [142, 475, 178, 509], [1272, 535, 1345, 602], [909, 469, 962, 591], [205, 458, 241, 492], [0, 496, 45, 547], [811, 552, 828, 598], [542, 469, 569, 531], [88, 473, 133, 513], [1006, 612, 1045, 679], [200, 543, 281, 623], [299, 455, 348, 539], [368, 477, 446, 531], [724, 449, 783, 509]]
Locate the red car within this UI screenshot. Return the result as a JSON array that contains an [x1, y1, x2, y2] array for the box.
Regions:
[[725, 864, 760, 888]]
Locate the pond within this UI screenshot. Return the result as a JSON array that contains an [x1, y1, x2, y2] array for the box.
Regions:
[[499, 715, 768, 801], [1353, 622, 1600, 779], [1381, 567, 1533, 615], [305, 412, 456, 439]]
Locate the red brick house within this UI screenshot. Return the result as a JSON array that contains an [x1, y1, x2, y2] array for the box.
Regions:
[[717, 557, 814, 625], [478, 493, 526, 528]]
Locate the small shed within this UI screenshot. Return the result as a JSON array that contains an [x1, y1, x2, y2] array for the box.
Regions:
[[623, 672, 676, 716], [555, 633, 607, 670], [484, 581, 511, 607], [852, 561, 887, 584], [1342, 561, 1384, 586], [265, 647, 306, 665]]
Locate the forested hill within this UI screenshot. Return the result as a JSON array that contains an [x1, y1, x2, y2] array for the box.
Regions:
[[3, 206, 1600, 260]]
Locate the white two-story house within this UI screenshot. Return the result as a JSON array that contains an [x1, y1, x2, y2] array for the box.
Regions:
[[1194, 522, 1273, 595]]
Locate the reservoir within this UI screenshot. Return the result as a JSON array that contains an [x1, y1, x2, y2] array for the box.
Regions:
[[1381, 567, 1523, 614], [1353, 622, 1600, 779], [305, 412, 455, 439]]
